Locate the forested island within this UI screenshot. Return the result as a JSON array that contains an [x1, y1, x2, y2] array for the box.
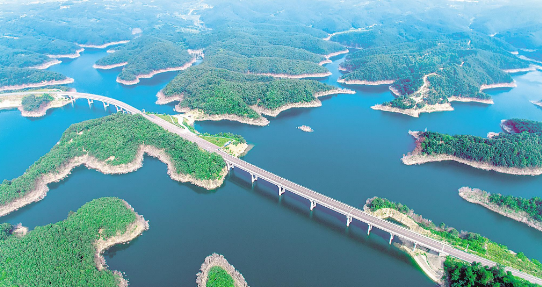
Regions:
[[0, 113, 227, 217], [365, 197, 542, 282], [334, 26, 530, 117], [159, 65, 353, 125], [94, 36, 195, 85], [0, 197, 148, 286], [403, 119, 542, 175], [459, 187, 542, 232], [196, 253, 248, 287]]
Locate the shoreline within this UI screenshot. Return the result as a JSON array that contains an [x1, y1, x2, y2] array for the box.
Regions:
[[0, 145, 228, 218], [94, 200, 149, 287], [77, 40, 130, 49], [196, 253, 249, 287], [402, 131, 542, 176], [247, 71, 332, 79], [458, 187, 542, 232], [0, 93, 73, 117], [448, 96, 494, 104], [117, 57, 196, 85], [156, 90, 183, 105], [47, 48, 85, 59], [480, 81, 517, 91], [322, 49, 349, 59], [503, 65, 542, 74], [172, 89, 354, 126], [0, 78, 74, 92], [337, 78, 394, 86], [28, 59, 62, 70], [531, 100, 542, 109], [93, 62, 128, 70], [371, 103, 454, 118]]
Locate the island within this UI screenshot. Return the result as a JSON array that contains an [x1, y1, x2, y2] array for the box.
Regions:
[[196, 253, 249, 287], [402, 119, 542, 175], [0, 113, 228, 217], [0, 68, 73, 92], [364, 197, 542, 284], [93, 36, 195, 85], [0, 197, 148, 286], [459, 187, 542, 232], [157, 66, 354, 126], [0, 92, 71, 117], [335, 32, 530, 117]]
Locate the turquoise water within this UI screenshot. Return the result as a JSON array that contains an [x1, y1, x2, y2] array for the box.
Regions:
[[1, 49, 542, 286]]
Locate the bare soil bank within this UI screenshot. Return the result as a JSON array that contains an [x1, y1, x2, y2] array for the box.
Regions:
[[116, 57, 196, 85]]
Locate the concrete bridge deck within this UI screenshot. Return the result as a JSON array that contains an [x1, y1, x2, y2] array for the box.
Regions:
[[3, 90, 542, 285]]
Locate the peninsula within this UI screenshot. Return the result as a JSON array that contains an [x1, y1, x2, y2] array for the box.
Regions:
[[0, 68, 73, 92], [158, 66, 354, 125], [0, 113, 227, 217], [364, 197, 542, 282], [402, 119, 542, 175], [0, 92, 71, 117], [459, 187, 542, 232], [0, 197, 148, 287]]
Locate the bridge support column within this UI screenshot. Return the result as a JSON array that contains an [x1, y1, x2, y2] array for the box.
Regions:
[[87, 98, 93, 107], [367, 224, 372, 235], [309, 200, 316, 211], [115, 105, 121, 113], [346, 215, 352, 227], [413, 243, 417, 251], [278, 186, 285, 196], [251, 173, 258, 183], [226, 162, 234, 171], [389, 234, 394, 245], [102, 101, 110, 110]]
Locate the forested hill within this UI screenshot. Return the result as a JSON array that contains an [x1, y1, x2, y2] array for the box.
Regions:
[[336, 30, 530, 111], [415, 119, 542, 169], [95, 36, 193, 82], [161, 65, 336, 120], [0, 197, 143, 286], [0, 68, 67, 89]]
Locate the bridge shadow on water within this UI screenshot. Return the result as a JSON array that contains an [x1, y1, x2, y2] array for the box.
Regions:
[[226, 167, 422, 266]]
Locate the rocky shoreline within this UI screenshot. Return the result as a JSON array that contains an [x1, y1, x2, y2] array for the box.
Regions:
[[371, 103, 453, 118], [448, 96, 494, 104], [93, 62, 128, 70], [29, 59, 62, 70], [480, 82, 517, 91], [0, 78, 74, 92], [458, 187, 542, 232], [77, 40, 130, 49], [503, 65, 542, 74], [337, 78, 394, 85], [94, 200, 149, 287], [117, 57, 196, 85], [531, 100, 542, 109], [0, 145, 228, 217], [402, 131, 542, 175], [155, 90, 183, 105], [176, 108, 270, 126], [47, 48, 85, 59], [196, 253, 249, 287]]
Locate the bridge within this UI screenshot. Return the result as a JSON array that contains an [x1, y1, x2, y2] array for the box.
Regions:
[[3, 90, 542, 284]]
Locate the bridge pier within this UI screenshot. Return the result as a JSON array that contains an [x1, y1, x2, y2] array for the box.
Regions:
[[309, 200, 316, 211], [87, 98, 93, 107], [102, 101, 110, 110], [251, 173, 258, 183], [346, 215, 352, 227], [389, 234, 394, 245], [278, 186, 285, 196], [115, 105, 121, 113], [413, 243, 417, 251], [226, 162, 234, 171], [367, 224, 372, 235]]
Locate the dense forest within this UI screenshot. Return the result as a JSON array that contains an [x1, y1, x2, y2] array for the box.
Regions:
[[95, 36, 193, 82], [207, 266, 234, 287], [0, 36, 80, 56], [444, 258, 539, 287], [0, 68, 67, 89], [488, 193, 542, 222], [0, 113, 225, 207], [204, 51, 328, 75], [21, 94, 53, 112], [0, 197, 140, 286], [367, 197, 542, 277], [417, 124, 542, 169], [338, 33, 529, 110], [0, 47, 52, 68], [161, 66, 335, 119], [502, 119, 542, 134]]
